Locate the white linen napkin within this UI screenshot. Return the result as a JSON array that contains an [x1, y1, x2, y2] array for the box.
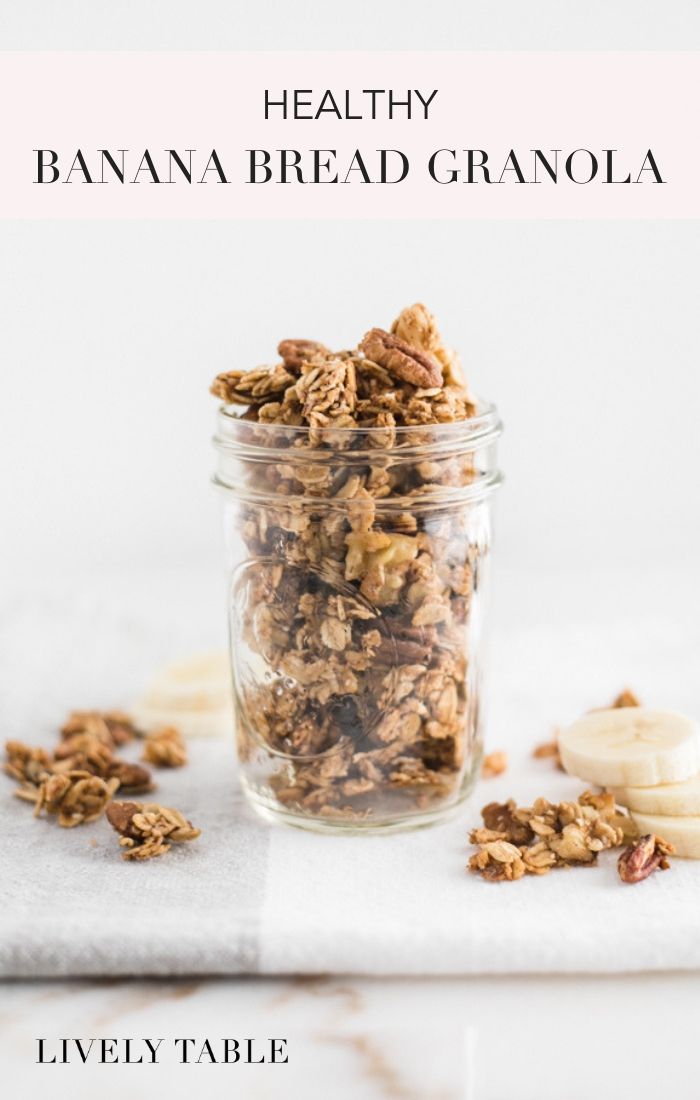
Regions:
[[1, 566, 698, 978]]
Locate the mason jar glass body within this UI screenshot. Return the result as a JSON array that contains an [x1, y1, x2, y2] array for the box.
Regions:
[[214, 406, 502, 833]]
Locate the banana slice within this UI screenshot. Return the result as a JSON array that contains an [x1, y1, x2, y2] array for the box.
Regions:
[[133, 652, 234, 738], [629, 811, 700, 859], [558, 707, 700, 788], [613, 773, 700, 817], [145, 652, 232, 711]]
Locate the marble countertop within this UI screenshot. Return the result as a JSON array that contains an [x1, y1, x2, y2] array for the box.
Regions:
[[3, 971, 698, 1099]]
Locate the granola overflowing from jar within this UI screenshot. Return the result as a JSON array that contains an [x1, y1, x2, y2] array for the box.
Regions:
[[212, 304, 499, 825], [468, 790, 640, 882]]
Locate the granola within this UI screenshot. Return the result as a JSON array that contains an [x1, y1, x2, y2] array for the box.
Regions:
[[142, 726, 187, 768], [4, 711, 198, 854], [4, 708, 157, 825], [17, 771, 120, 828], [212, 304, 493, 824], [106, 800, 201, 861], [61, 710, 141, 747], [468, 790, 638, 882], [481, 751, 508, 779]]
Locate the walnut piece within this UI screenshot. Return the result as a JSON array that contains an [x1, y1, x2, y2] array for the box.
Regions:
[[618, 834, 673, 884], [106, 800, 201, 861]]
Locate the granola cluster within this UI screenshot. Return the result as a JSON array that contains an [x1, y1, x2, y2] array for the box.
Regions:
[[5, 710, 153, 825], [468, 791, 638, 882], [4, 710, 199, 859], [142, 726, 187, 768], [106, 801, 201, 861], [212, 304, 492, 823]]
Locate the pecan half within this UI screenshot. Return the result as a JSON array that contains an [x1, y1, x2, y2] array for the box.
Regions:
[[360, 328, 443, 389], [277, 339, 330, 371], [618, 834, 674, 884]]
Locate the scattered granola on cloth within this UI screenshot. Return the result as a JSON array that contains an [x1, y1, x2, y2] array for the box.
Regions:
[[468, 790, 649, 883], [106, 801, 201, 861], [2, 708, 172, 828]]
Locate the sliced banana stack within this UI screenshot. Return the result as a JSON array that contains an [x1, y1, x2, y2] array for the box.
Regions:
[[132, 652, 234, 739], [611, 773, 700, 817], [559, 706, 700, 858]]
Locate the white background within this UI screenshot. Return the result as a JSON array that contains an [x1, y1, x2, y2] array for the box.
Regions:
[[1, 219, 699, 582], [2, 0, 700, 49]]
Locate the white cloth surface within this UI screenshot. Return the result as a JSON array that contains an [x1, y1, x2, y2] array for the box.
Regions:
[[1, 565, 699, 978]]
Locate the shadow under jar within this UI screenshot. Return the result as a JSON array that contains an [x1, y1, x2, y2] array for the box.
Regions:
[[214, 406, 502, 833]]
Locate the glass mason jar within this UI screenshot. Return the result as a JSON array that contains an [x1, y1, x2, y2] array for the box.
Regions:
[[213, 404, 502, 833]]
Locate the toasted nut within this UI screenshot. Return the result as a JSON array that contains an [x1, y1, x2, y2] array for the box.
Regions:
[[618, 834, 674, 884]]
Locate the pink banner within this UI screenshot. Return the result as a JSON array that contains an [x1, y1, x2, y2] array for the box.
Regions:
[[1, 51, 697, 218]]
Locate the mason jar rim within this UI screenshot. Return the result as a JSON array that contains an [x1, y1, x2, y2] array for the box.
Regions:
[[213, 398, 502, 450], [213, 397, 503, 507]]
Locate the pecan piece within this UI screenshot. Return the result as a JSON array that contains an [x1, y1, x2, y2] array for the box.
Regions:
[[618, 834, 674, 884], [360, 328, 443, 389], [105, 799, 142, 839], [278, 339, 330, 371]]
